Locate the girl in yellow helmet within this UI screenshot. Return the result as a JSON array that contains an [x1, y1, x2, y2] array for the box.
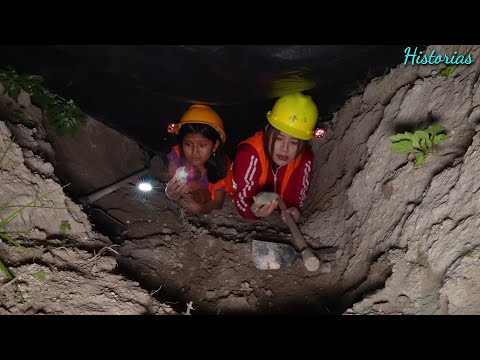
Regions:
[[165, 104, 234, 214], [232, 92, 325, 223]]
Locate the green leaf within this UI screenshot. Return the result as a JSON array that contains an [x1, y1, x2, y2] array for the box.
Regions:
[[390, 140, 414, 153], [33, 270, 49, 281], [5, 83, 21, 102], [389, 123, 448, 167], [31, 91, 55, 108], [59, 220, 71, 234], [414, 152, 425, 167], [0, 232, 31, 254], [389, 132, 414, 143], [412, 131, 430, 152], [419, 138, 427, 151], [440, 65, 456, 77], [0, 186, 64, 228], [0, 259, 14, 280], [0, 66, 86, 137], [411, 132, 420, 149], [415, 130, 429, 141], [433, 134, 448, 145], [425, 124, 445, 135], [424, 136, 433, 150]]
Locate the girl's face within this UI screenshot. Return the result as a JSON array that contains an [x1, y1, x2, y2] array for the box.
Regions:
[[181, 133, 218, 167], [270, 131, 300, 167]]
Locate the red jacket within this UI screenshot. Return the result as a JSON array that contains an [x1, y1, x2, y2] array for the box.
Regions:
[[232, 131, 314, 220]]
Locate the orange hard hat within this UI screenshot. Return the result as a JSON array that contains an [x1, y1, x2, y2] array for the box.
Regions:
[[167, 104, 226, 143]]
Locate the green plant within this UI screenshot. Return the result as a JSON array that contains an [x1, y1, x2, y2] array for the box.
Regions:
[[12, 106, 28, 123], [33, 270, 49, 281], [0, 66, 86, 136], [389, 124, 448, 167], [0, 187, 64, 256], [0, 138, 67, 301], [440, 65, 457, 77], [59, 220, 71, 235], [0, 187, 67, 302]]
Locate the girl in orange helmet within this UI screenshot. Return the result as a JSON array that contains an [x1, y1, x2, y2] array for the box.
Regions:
[[232, 92, 326, 223], [165, 104, 234, 214]]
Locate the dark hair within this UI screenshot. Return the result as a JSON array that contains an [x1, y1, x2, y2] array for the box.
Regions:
[[262, 124, 310, 169], [177, 123, 227, 184]]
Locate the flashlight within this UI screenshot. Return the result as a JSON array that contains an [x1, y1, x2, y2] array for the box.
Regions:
[[175, 166, 188, 184], [137, 182, 153, 192]]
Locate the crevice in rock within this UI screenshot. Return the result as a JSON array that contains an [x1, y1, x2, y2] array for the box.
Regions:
[[449, 214, 475, 233], [339, 252, 393, 312]]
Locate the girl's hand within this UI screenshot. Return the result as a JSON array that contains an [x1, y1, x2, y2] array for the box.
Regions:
[[250, 199, 277, 219], [280, 207, 301, 223], [165, 176, 188, 200]]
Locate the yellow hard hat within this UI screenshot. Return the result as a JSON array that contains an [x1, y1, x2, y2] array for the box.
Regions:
[[266, 92, 319, 140], [167, 104, 226, 143]]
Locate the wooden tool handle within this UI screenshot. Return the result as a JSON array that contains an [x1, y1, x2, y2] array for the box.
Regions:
[[300, 248, 321, 272], [277, 197, 320, 272]]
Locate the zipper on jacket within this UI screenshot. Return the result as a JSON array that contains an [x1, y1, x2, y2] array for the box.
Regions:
[[272, 166, 283, 194]]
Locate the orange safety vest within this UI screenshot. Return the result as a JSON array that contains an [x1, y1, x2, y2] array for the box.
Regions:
[[172, 145, 234, 200], [236, 131, 303, 199]]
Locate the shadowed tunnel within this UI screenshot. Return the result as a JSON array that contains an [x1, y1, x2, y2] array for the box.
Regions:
[[0, 45, 416, 156]]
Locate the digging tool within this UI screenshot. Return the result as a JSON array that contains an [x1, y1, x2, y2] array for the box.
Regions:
[[78, 168, 150, 206], [251, 192, 321, 272], [77, 167, 149, 242], [252, 240, 337, 270], [76, 156, 166, 241]]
